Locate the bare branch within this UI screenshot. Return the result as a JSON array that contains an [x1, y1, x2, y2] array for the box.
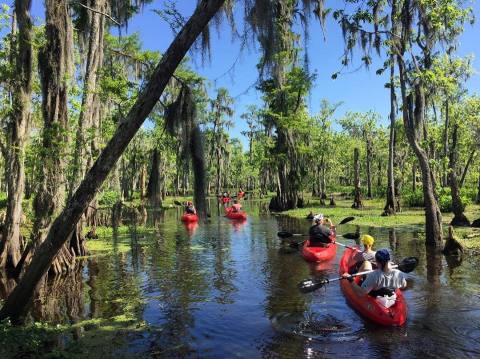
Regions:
[[73, 1, 121, 26]]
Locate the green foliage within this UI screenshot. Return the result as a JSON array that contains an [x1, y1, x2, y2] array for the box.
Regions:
[[0, 319, 64, 357], [403, 187, 473, 213], [98, 190, 121, 207], [0, 191, 6, 209], [437, 187, 471, 213], [403, 189, 424, 208]]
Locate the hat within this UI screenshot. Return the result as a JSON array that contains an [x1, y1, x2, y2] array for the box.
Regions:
[[375, 249, 390, 263], [313, 214, 324, 222], [361, 234, 375, 246]]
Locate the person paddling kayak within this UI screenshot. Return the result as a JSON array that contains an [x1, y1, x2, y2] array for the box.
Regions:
[[342, 249, 407, 308], [352, 234, 376, 272], [308, 214, 335, 247], [230, 199, 242, 213], [185, 201, 196, 215]]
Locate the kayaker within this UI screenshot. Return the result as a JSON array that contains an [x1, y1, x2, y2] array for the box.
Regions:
[[308, 214, 335, 247], [353, 234, 376, 272], [185, 201, 196, 214], [342, 249, 407, 302], [238, 188, 245, 198], [231, 200, 242, 213]]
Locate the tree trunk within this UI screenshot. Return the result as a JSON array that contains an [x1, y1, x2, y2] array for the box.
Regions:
[[448, 124, 470, 226], [377, 159, 382, 188], [366, 139, 373, 198], [139, 164, 147, 200], [68, 0, 106, 258], [269, 129, 300, 211], [0, 0, 226, 321], [191, 126, 207, 217], [352, 147, 362, 208], [147, 148, 162, 208], [459, 149, 476, 188], [384, 55, 397, 216], [29, 0, 75, 276], [70, 0, 105, 195], [477, 171, 480, 204], [401, 81, 443, 246], [442, 100, 449, 187], [0, 0, 33, 270], [412, 163, 417, 192]]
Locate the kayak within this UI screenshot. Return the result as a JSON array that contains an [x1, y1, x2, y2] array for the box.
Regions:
[[301, 238, 336, 262], [181, 213, 198, 223], [225, 207, 247, 220], [339, 247, 407, 326]]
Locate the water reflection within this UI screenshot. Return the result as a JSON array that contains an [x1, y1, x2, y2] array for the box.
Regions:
[[2, 201, 480, 357]]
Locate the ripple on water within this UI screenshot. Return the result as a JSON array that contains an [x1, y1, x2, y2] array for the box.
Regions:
[[270, 312, 360, 342]]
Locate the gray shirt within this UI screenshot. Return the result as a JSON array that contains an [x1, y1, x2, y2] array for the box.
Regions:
[[354, 250, 376, 263], [361, 268, 407, 293]]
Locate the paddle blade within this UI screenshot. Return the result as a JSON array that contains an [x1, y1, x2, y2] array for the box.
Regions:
[[342, 232, 360, 240], [398, 257, 419, 273], [298, 278, 329, 293], [277, 231, 293, 238], [338, 216, 355, 225], [174, 200, 182, 206]]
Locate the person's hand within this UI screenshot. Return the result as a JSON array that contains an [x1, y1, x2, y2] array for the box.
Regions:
[[341, 273, 354, 282]]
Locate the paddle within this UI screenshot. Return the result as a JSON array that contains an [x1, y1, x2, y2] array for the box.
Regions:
[[277, 231, 360, 240], [174, 200, 183, 206], [285, 236, 359, 249], [297, 257, 419, 294]]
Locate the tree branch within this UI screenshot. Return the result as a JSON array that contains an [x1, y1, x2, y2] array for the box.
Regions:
[[73, 1, 121, 26]]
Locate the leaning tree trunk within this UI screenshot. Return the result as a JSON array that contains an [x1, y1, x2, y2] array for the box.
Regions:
[[30, 0, 76, 275], [352, 147, 362, 208], [448, 123, 470, 226], [0, 0, 226, 321], [0, 0, 33, 270], [384, 54, 397, 215]]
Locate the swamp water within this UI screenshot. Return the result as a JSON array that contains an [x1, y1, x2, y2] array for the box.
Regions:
[[2, 200, 480, 358]]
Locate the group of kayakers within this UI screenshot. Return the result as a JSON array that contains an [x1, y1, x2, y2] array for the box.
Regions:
[[219, 188, 247, 204], [182, 188, 247, 222], [307, 213, 406, 304]]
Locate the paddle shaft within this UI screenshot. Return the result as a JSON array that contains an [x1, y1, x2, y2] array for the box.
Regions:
[[282, 235, 359, 250], [326, 264, 400, 284]]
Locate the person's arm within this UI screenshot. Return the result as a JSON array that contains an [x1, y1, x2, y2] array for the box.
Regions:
[[341, 273, 369, 296]]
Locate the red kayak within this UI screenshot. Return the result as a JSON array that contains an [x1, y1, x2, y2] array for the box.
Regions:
[[225, 207, 247, 220], [339, 247, 407, 326], [181, 213, 198, 223], [301, 238, 336, 262]]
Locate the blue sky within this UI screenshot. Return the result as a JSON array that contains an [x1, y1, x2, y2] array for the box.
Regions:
[[30, 1, 480, 146]]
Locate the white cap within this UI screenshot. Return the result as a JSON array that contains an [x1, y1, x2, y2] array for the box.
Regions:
[[313, 214, 324, 222]]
